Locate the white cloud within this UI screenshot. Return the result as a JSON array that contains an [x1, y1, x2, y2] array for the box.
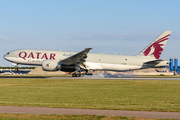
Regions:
[[0, 36, 9, 41]]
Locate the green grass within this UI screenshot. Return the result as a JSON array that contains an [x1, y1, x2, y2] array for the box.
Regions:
[[0, 78, 180, 112], [0, 113, 172, 120]]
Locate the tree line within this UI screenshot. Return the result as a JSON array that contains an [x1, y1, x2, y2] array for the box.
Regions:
[[0, 66, 35, 69]]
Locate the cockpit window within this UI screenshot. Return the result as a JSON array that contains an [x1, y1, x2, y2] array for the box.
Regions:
[[6, 52, 9, 55]]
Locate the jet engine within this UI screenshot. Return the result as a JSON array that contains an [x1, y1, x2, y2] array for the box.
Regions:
[[42, 60, 61, 71], [42, 60, 76, 72]]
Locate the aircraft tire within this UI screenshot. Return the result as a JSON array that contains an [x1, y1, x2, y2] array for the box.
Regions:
[[77, 73, 81, 77], [72, 73, 77, 77], [72, 73, 81, 77]]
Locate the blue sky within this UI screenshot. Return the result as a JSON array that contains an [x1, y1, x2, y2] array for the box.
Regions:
[[1, 0, 180, 66]]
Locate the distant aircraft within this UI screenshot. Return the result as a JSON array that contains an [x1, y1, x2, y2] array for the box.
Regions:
[[4, 31, 171, 77]]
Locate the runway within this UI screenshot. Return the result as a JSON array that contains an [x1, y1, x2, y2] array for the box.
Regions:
[[1, 75, 180, 80], [47, 76, 180, 80], [0, 106, 180, 119]]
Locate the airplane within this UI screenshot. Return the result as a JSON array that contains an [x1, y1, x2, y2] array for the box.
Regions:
[[4, 31, 171, 77]]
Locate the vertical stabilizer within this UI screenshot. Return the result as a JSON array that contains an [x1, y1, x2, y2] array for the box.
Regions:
[[137, 31, 171, 59]]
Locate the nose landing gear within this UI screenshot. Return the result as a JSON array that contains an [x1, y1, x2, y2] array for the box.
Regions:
[[15, 64, 18, 72]]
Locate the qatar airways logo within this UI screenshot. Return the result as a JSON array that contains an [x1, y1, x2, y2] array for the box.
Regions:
[[19, 52, 56, 60], [46, 63, 50, 67], [143, 34, 170, 59]]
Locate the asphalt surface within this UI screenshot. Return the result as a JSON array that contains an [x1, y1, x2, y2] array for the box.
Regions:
[[2, 75, 180, 80], [2, 76, 180, 80], [0, 106, 180, 119], [47, 76, 180, 80]]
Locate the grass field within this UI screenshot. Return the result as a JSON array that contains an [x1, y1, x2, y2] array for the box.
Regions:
[[0, 113, 170, 120], [0, 78, 180, 112]]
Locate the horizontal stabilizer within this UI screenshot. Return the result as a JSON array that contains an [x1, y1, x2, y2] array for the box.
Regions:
[[144, 59, 165, 64]]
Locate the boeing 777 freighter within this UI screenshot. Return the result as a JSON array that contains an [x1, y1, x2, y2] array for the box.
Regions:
[[4, 31, 171, 77]]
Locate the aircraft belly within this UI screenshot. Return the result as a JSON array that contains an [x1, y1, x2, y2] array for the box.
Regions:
[[85, 62, 103, 70], [101, 63, 141, 71], [86, 62, 141, 71]]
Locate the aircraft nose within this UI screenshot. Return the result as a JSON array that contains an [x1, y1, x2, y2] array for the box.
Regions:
[[3, 52, 10, 60]]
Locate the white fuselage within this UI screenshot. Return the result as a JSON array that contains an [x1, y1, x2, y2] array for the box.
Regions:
[[4, 49, 168, 72]]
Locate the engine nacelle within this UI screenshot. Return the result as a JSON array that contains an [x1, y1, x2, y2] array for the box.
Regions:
[[42, 60, 76, 72], [42, 60, 61, 71]]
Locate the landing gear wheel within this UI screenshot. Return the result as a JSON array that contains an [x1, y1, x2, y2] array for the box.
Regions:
[[72, 72, 81, 77], [15, 68, 19, 72], [72, 73, 77, 77], [77, 73, 81, 77]]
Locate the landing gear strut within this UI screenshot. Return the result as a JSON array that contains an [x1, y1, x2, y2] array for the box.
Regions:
[[15, 64, 18, 72]]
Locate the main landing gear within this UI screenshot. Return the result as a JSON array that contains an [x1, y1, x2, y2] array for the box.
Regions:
[[72, 70, 93, 77], [72, 72, 81, 77]]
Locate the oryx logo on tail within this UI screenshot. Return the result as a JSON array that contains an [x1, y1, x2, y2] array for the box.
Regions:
[[143, 34, 170, 59], [137, 31, 171, 59]]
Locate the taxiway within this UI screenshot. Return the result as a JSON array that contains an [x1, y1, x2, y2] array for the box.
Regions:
[[0, 106, 180, 119]]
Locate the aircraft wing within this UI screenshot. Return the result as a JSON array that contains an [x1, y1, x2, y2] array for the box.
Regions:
[[144, 59, 165, 64], [60, 48, 92, 65]]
